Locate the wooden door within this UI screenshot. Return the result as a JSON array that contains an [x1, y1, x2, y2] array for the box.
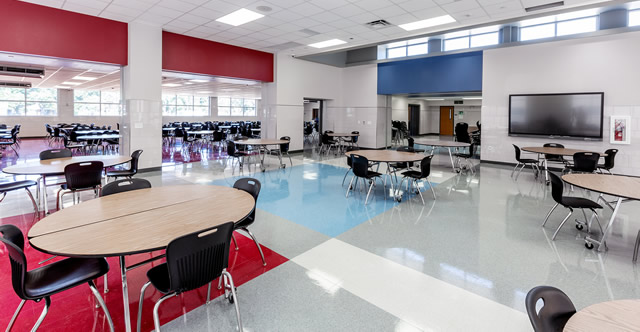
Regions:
[[408, 104, 420, 136], [440, 106, 454, 136]]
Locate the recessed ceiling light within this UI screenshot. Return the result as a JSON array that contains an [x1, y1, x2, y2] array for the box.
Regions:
[[73, 76, 98, 81], [62, 81, 82, 85], [426, 98, 445, 101], [399, 15, 456, 31], [197, 91, 213, 94], [162, 83, 181, 87], [216, 8, 264, 26], [189, 79, 208, 83], [463, 97, 482, 100], [54, 85, 71, 89], [184, 82, 194, 85], [309, 39, 347, 48]]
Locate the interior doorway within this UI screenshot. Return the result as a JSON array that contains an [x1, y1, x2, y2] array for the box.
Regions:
[[303, 99, 321, 151], [439, 106, 454, 136], [408, 104, 420, 136]]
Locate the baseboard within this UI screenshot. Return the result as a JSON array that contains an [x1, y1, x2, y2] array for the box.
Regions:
[[139, 166, 163, 173], [480, 160, 565, 172]]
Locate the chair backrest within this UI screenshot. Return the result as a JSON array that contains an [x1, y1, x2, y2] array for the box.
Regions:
[[351, 131, 359, 143], [525, 286, 576, 332], [603, 149, 618, 169], [548, 172, 565, 205], [345, 147, 358, 167], [64, 161, 104, 190], [419, 156, 433, 178], [0, 224, 28, 300], [165, 222, 234, 293], [130, 149, 143, 173], [407, 137, 415, 148], [396, 146, 415, 153], [513, 144, 522, 161], [543, 143, 565, 159], [39, 149, 72, 160], [351, 154, 370, 178], [227, 141, 237, 155], [101, 179, 151, 197], [280, 136, 290, 152], [455, 122, 471, 143], [572, 152, 599, 173], [233, 178, 261, 223]]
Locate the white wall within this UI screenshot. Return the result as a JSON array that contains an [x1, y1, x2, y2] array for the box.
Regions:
[[482, 30, 640, 175]]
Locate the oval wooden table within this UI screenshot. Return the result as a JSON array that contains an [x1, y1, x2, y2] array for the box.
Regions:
[[234, 139, 290, 171], [28, 184, 255, 332], [522, 146, 605, 183], [345, 150, 424, 193], [562, 174, 640, 251], [3, 155, 131, 214], [412, 138, 470, 172], [564, 299, 640, 331]]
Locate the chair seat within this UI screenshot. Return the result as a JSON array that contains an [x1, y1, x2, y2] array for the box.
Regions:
[[0, 180, 37, 193], [390, 162, 412, 169], [453, 153, 473, 158], [146, 263, 172, 294], [401, 170, 425, 179], [561, 197, 602, 209], [517, 158, 538, 164], [362, 171, 382, 179], [24, 257, 109, 299], [106, 170, 134, 177]]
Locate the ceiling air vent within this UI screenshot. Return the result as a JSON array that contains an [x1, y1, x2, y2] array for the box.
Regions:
[[365, 19, 392, 30], [299, 29, 320, 36], [0, 65, 45, 78], [525, 1, 564, 12], [0, 81, 32, 88]]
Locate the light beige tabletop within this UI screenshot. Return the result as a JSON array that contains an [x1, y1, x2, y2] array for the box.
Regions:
[[562, 174, 640, 200], [412, 138, 470, 148], [345, 150, 424, 163], [3, 155, 131, 176], [187, 130, 214, 135], [28, 185, 255, 257], [564, 300, 640, 332], [234, 139, 289, 145], [522, 146, 605, 156], [327, 133, 359, 137]]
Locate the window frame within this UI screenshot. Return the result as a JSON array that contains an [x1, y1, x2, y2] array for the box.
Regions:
[[217, 97, 258, 117], [0, 87, 58, 116], [74, 90, 122, 117], [519, 14, 599, 41], [629, 9, 640, 27], [162, 94, 210, 117]]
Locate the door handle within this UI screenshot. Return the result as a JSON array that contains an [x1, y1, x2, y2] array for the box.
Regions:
[[449, 109, 452, 120]]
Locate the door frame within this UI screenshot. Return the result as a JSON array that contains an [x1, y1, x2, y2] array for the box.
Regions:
[[439, 106, 454, 135]]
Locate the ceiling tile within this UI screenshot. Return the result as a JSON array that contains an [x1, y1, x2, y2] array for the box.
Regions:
[[308, 0, 351, 10], [329, 3, 367, 18], [289, 2, 325, 16], [157, 0, 198, 12], [175, 13, 212, 25], [65, 0, 110, 11], [99, 10, 137, 22], [441, 0, 481, 13], [19, 0, 64, 9], [62, 2, 102, 16], [483, 0, 523, 15], [353, 0, 396, 11], [398, 0, 439, 11], [450, 7, 489, 21], [370, 5, 408, 18], [411, 6, 448, 19]]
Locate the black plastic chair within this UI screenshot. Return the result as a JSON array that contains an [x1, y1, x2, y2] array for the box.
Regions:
[[0, 180, 39, 214], [512, 144, 539, 180], [566, 152, 600, 174], [543, 143, 566, 164], [232, 178, 266, 266], [57, 161, 104, 210], [406, 137, 425, 153], [0, 224, 114, 332], [0, 129, 19, 156], [137, 222, 242, 332], [268, 136, 292, 166], [525, 286, 576, 332], [101, 178, 151, 197], [227, 141, 248, 171], [597, 149, 618, 174], [454, 122, 471, 143], [106, 149, 143, 180], [346, 154, 383, 205], [39, 148, 72, 160], [397, 156, 436, 204], [342, 147, 358, 186], [390, 146, 416, 181], [543, 172, 603, 241], [454, 143, 477, 174]]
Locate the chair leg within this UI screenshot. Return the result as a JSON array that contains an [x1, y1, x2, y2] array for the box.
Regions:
[[103, 274, 109, 293], [242, 227, 266, 266], [207, 282, 212, 304], [222, 270, 243, 332], [364, 180, 375, 205], [634, 230, 640, 263], [342, 168, 351, 186], [542, 203, 559, 227], [137, 281, 151, 332], [6, 299, 26, 332], [552, 210, 573, 240], [415, 180, 425, 205], [88, 281, 114, 332], [511, 163, 521, 177], [25, 187, 38, 215], [153, 293, 176, 332], [232, 233, 239, 251], [346, 175, 355, 198], [427, 180, 436, 200], [31, 297, 51, 331]]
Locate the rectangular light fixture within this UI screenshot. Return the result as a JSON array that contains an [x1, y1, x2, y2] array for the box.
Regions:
[[162, 83, 181, 87], [525, 1, 564, 12], [309, 39, 347, 48], [426, 98, 445, 101], [62, 81, 82, 85], [399, 15, 456, 31], [73, 76, 97, 81], [216, 8, 264, 26], [463, 97, 482, 100], [189, 79, 208, 83], [197, 91, 212, 94]]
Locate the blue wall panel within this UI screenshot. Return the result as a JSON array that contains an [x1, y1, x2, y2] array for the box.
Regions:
[[377, 51, 483, 94]]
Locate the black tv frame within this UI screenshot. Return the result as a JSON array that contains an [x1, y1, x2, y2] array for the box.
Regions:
[[508, 92, 604, 141]]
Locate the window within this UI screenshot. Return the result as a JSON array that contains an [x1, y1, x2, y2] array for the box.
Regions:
[[470, 32, 499, 48], [444, 37, 469, 51], [444, 28, 498, 51], [162, 94, 210, 116], [407, 43, 428, 56], [74, 90, 121, 116], [382, 37, 429, 59], [0, 87, 57, 116], [556, 16, 596, 36], [387, 47, 407, 59], [629, 10, 640, 27], [520, 13, 598, 41], [520, 23, 555, 41], [217, 97, 257, 117]]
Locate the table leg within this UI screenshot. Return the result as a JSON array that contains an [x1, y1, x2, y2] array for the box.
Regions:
[[447, 147, 456, 172], [42, 176, 49, 214], [544, 158, 549, 184], [120, 256, 132, 332], [586, 197, 622, 251], [258, 146, 266, 172], [385, 162, 395, 194]]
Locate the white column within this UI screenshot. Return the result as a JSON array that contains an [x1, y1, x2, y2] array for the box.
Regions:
[[121, 22, 162, 169]]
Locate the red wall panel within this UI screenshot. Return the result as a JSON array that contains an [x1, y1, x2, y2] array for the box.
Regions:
[[162, 31, 274, 82], [0, 0, 127, 65]]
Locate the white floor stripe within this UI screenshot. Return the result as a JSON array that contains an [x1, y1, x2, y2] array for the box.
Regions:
[[292, 239, 531, 332]]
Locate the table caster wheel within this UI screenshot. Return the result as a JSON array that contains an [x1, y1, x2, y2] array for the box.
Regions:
[[228, 294, 234, 303], [585, 242, 594, 249], [576, 224, 584, 230]]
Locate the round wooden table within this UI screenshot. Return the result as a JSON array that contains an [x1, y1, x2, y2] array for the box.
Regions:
[[327, 133, 359, 137], [522, 146, 605, 183], [412, 139, 470, 171], [562, 174, 640, 251], [28, 184, 255, 332], [3, 155, 131, 214], [345, 150, 424, 193], [564, 300, 640, 331], [234, 139, 290, 171]]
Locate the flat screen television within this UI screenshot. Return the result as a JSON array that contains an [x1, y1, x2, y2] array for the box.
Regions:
[[509, 92, 604, 140]]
